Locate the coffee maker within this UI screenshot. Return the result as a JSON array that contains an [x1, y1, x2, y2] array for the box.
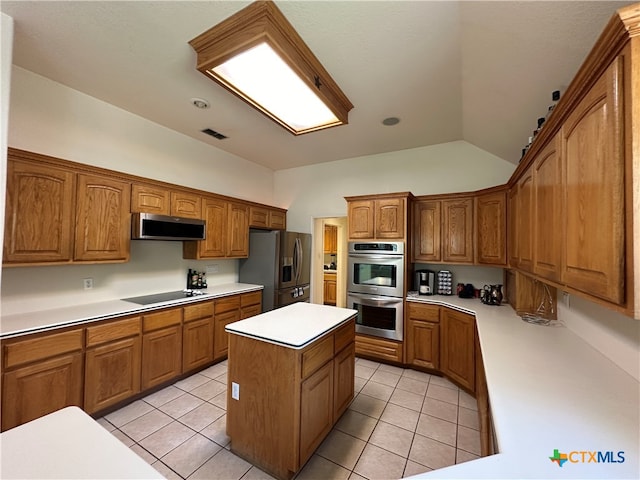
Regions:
[[414, 270, 436, 295]]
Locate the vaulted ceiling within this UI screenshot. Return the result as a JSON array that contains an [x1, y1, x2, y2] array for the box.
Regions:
[[1, 1, 634, 170]]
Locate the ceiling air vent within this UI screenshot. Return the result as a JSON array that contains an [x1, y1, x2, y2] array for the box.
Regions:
[[201, 128, 228, 140]]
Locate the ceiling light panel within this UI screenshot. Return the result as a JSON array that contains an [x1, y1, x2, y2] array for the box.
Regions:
[[189, 0, 353, 135]]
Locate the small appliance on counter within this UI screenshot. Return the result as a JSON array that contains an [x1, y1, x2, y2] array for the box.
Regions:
[[481, 284, 503, 305], [187, 269, 207, 289], [414, 269, 435, 295], [437, 270, 453, 295]]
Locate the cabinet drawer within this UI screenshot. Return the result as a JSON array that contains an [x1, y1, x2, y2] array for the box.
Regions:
[[408, 303, 440, 322], [355, 334, 403, 363], [142, 308, 182, 332], [334, 320, 355, 353], [183, 301, 214, 322], [3, 329, 83, 369], [215, 295, 241, 313], [301, 335, 334, 379], [86, 317, 141, 347], [240, 291, 262, 308]]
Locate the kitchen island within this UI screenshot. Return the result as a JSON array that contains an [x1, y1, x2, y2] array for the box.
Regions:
[[225, 302, 357, 480]]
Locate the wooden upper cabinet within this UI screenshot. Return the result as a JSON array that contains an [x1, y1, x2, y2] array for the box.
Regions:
[[74, 174, 131, 262], [347, 200, 375, 239], [516, 170, 534, 272], [413, 200, 441, 262], [183, 198, 248, 259], [375, 197, 405, 239], [324, 225, 338, 254], [171, 191, 201, 218], [562, 57, 625, 304], [3, 159, 75, 264], [442, 198, 474, 264], [507, 185, 519, 268], [227, 202, 250, 258], [131, 183, 170, 214], [533, 133, 563, 282], [249, 206, 286, 230], [475, 190, 507, 266], [346, 194, 408, 240]]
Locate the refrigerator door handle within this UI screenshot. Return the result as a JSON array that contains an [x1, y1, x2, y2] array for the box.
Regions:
[[293, 237, 302, 283]]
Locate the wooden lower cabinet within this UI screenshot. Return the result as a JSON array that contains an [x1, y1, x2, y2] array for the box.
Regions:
[[440, 309, 476, 393], [141, 308, 183, 390], [323, 273, 337, 306], [84, 316, 141, 414], [299, 361, 334, 463], [214, 296, 241, 361], [406, 303, 440, 370], [2, 352, 83, 431], [240, 291, 262, 319], [182, 301, 214, 374], [355, 334, 403, 363], [333, 342, 355, 419]]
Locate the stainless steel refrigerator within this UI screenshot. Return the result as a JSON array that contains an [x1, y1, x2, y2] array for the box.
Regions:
[[239, 230, 311, 311]]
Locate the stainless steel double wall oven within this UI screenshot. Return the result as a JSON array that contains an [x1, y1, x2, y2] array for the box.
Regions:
[[347, 241, 404, 341]]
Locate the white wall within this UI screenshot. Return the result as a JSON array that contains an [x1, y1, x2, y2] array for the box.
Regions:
[[274, 140, 515, 233], [1, 67, 275, 314], [559, 294, 640, 382], [0, 14, 14, 311]]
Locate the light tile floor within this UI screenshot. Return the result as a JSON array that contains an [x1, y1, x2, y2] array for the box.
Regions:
[[97, 358, 481, 480]]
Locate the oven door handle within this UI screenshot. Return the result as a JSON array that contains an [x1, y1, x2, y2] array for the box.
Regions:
[[349, 293, 403, 305], [348, 254, 403, 260]]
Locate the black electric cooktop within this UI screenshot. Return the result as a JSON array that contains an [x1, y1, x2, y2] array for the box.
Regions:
[[122, 290, 204, 305]]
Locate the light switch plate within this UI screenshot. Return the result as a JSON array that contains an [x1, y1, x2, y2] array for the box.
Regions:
[[231, 382, 239, 400]]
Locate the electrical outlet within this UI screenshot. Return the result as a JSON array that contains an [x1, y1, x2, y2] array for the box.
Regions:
[[83, 278, 93, 290], [206, 264, 219, 275], [231, 382, 240, 400]]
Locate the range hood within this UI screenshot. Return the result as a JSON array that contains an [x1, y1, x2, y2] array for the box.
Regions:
[[132, 213, 206, 241]]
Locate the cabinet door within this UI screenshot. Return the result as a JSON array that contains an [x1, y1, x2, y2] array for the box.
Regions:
[[562, 58, 624, 304], [324, 225, 337, 254], [375, 198, 405, 239], [348, 200, 375, 239], [475, 191, 507, 266], [197, 197, 227, 258], [74, 174, 131, 262], [440, 309, 475, 393], [249, 206, 269, 229], [300, 361, 334, 465], [227, 202, 249, 258], [171, 191, 201, 218], [413, 200, 441, 262], [442, 198, 473, 263], [533, 134, 563, 282], [516, 171, 534, 272], [141, 326, 182, 390], [269, 210, 287, 230], [84, 337, 141, 414], [131, 184, 170, 214], [333, 343, 355, 421], [507, 186, 519, 268], [406, 319, 440, 370], [183, 317, 214, 373], [324, 276, 337, 306], [2, 352, 83, 431], [4, 160, 75, 264], [214, 309, 240, 360]]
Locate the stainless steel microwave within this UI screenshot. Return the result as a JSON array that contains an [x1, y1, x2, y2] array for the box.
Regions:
[[131, 213, 206, 241]]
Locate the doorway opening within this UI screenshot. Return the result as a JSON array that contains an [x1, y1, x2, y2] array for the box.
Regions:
[[312, 217, 347, 307]]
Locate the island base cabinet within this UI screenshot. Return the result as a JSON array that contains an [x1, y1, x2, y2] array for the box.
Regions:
[[299, 362, 334, 464], [227, 318, 355, 480]]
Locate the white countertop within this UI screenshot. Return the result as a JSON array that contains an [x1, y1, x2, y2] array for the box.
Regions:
[[226, 302, 357, 348], [0, 283, 263, 338], [406, 295, 639, 479], [0, 406, 164, 479]]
